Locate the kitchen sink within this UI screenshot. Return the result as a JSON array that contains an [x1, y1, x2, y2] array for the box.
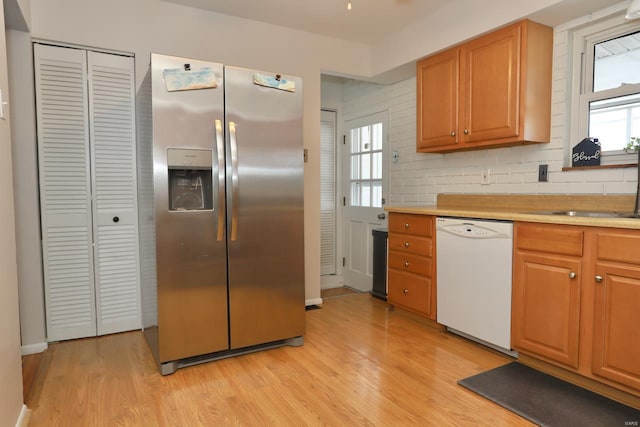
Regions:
[[530, 210, 640, 219]]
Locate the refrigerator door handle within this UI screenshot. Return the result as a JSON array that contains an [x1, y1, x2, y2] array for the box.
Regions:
[[215, 119, 225, 241], [229, 121, 239, 242]]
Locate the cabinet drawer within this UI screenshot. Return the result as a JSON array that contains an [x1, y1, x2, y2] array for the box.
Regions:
[[388, 251, 431, 277], [389, 213, 433, 237], [516, 222, 583, 256], [388, 234, 432, 257], [597, 230, 640, 265], [388, 270, 432, 315]]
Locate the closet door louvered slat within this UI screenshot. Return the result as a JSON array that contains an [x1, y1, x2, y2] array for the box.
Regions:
[[88, 51, 141, 335], [34, 44, 97, 341]]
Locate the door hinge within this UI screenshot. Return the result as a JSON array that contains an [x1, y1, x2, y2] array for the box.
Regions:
[[342, 257, 346, 267]]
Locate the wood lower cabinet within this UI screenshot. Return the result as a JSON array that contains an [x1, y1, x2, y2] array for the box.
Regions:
[[591, 231, 640, 391], [512, 252, 582, 369], [417, 19, 552, 153], [387, 213, 436, 319], [513, 222, 640, 397]]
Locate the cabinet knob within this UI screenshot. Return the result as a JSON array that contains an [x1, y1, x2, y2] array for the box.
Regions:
[[404, 223, 410, 229], [464, 129, 469, 135], [113, 216, 120, 223], [595, 275, 603, 283], [404, 261, 410, 268], [404, 242, 411, 248], [569, 272, 576, 279], [450, 131, 456, 137], [403, 289, 409, 295]]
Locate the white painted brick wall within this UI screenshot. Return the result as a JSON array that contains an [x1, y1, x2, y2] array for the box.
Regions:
[[340, 26, 637, 207]]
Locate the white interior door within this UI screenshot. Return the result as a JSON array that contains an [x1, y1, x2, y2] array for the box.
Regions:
[[320, 110, 337, 276], [88, 51, 141, 336], [35, 44, 97, 341], [35, 43, 140, 341], [343, 112, 388, 292]]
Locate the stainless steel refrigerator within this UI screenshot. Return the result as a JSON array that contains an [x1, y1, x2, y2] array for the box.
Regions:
[[137, 53, 305, 375]]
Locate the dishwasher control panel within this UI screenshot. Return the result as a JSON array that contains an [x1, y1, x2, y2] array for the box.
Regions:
[[435, 217, 513, 239]]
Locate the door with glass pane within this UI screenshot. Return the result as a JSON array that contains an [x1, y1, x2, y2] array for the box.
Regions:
[[343, 112, 388, 292]]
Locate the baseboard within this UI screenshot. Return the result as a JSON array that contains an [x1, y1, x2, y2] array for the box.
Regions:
[[21, 342, 48, 355], [15, 404, 30, 427], [305, 298, 323, 306]]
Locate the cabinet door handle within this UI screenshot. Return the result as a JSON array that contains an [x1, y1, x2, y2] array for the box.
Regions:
[[404, 242, 411, 248], [404, 261, 410, 268], [464, 129, 469, 135], [450, 131, 456, 137], [595, 275, 603, 283], [403, 289, 409, 295], [569, 272, 576, 279], [404, 223, 410, 229]]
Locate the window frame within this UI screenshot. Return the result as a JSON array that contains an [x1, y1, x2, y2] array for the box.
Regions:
[[349, 122, 384, 208], [569, 13, 640, 165]]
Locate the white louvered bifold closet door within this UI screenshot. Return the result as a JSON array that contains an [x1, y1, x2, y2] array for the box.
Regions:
[[35, 44, 141, 341], [320, 110, 337, 276], [35, 44, 97, 341], [88, 51, 141, 336]]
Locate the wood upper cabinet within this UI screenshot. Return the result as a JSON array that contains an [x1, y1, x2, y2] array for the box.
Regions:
[[416, 49, 459, 149], [417, 19, 553, 153], [513, 223, 583, 369], [387, 213, 436, 319]]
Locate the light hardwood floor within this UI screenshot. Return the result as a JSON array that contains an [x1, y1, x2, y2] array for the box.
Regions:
[[26, 294, 533, 426]]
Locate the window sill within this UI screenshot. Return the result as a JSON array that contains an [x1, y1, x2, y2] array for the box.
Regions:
[[562, 163, 637, 171]]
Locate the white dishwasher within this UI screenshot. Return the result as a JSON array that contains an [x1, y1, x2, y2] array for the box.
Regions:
[[436, 217, 515, 355]]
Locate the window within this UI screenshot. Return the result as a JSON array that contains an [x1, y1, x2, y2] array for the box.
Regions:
[[349, 121, 383, 207], [571, 14, 640, 164]]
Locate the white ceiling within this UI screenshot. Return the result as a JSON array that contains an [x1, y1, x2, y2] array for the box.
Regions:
[[161, 0, 628, 45], [161, 0, 452, 44]]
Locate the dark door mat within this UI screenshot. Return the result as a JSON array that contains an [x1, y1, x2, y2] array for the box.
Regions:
[[458, 362, 640, 427]]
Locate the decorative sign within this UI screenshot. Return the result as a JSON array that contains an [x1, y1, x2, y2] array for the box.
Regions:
[[163, 66, 218, 92], [572, 137, 601, 167], [253, 73, 296, 92]]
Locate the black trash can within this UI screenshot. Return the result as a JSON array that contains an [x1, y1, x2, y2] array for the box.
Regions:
[[371, 228, 388, 300]]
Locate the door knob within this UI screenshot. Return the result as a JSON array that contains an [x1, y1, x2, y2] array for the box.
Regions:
[[377, 213, 386, 220]]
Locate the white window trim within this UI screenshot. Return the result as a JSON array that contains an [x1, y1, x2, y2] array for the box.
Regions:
[[569, 11, 640, 166]]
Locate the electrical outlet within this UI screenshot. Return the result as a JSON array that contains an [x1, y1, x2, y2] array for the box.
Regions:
[[481, 168, 490, 185], [538, 164, 548, 182]]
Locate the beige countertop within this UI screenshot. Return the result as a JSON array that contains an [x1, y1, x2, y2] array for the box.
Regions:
[[384, 194, 640, 230]]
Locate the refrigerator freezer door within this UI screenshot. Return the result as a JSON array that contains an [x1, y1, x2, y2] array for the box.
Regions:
[[224, 66, 305, 349], [151, 54, 229, 362]]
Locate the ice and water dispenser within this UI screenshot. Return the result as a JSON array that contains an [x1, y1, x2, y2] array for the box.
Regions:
[[167, 148, 213, 211]]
